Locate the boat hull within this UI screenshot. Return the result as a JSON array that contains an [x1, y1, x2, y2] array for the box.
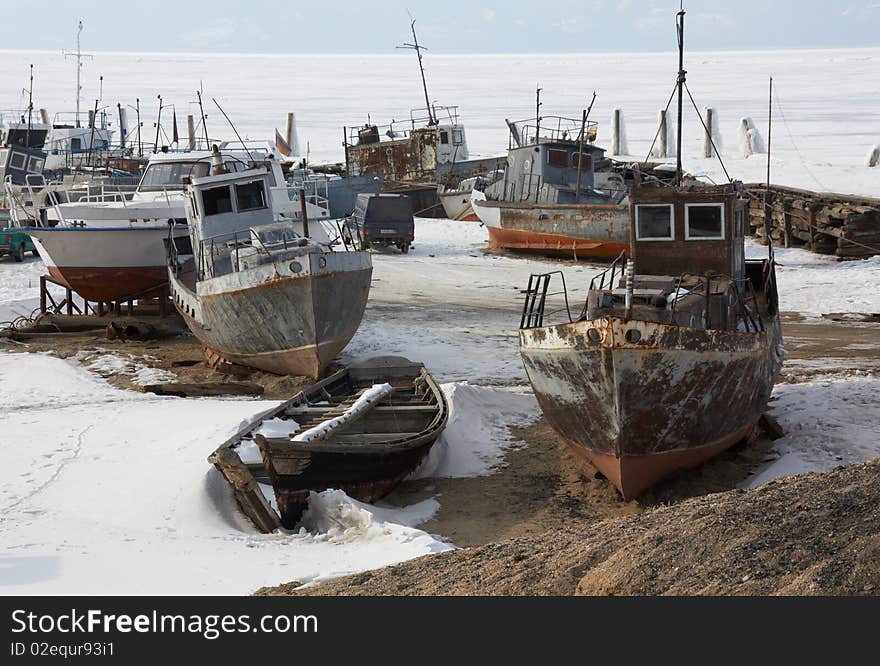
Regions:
[[519, 316, 784, 497], [258, 437, 439, 529], [473, 198, 629, 260], [210, 357, 448, 530], [170, 251, 372, 378], [438, 189, 479, 221], [26, 226, 188, 302]]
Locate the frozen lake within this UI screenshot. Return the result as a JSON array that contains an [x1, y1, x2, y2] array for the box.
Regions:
[[1, 47, 878, 194]]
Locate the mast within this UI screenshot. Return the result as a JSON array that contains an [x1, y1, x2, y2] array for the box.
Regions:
[[534, 85, 542, 144], [764, 76, 775, 259], [136, 98, 142, 157], [63, 20, 93, 128], [675, 7, 686, 186], [397, 19, 435, 125], [153, 95, 163, 153], [26, 64, 34, 147]]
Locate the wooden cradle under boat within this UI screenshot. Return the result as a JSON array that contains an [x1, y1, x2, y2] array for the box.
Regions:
[[209, 356, 448, 531]]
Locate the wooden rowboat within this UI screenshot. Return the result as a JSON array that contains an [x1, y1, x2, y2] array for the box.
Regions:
[[209, 356, 448, 531]]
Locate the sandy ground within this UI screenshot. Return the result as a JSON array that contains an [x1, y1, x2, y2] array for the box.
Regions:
[[267, 459, 880, 596]]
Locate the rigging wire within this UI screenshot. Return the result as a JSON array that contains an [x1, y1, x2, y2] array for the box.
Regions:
[[641, 80, 680, 169], [683, 82, 732, 183]]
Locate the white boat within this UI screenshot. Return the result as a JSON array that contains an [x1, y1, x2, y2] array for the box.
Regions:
[[26, 147, 330, 302]]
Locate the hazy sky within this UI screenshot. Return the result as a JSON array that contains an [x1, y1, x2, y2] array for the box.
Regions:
[[3, 0, 879, 53]]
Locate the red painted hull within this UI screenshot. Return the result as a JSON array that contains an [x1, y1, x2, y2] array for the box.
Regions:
[[47, 266, 168, 302], [487, 226, 628, 260], [564, 422, 758, 499]]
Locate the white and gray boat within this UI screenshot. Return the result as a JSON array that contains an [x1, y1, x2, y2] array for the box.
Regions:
[[167, 157, 372, 379]]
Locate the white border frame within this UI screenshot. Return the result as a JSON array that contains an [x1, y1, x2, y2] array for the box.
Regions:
[[685, 202, 725, 240], [635, 204, 675, 241]]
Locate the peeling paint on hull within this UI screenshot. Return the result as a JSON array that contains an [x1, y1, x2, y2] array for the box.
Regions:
[[475, 199, 630, 260], [520, 316, 784, 497]]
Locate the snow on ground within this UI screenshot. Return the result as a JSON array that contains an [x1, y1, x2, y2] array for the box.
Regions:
[[0, 352, 452, 594], [745, 377, 880, 488], [0, 257, 48, 324], [413, 383, 540, 479], [74, 349, 178, 386], [746, 239, 880, 316]]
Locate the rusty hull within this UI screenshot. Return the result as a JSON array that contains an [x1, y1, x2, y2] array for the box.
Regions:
[[519, 316, 784, 497], [484, 200, 630, 260]]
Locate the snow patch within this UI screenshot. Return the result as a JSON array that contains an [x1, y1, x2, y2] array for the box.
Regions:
[[745, 377, 880, 488], [412, 382, 541, 479], [75, 350, 177, 386]]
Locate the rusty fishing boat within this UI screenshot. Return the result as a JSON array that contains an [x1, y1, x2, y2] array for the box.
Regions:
[[517, 9, 784, 498], [471, 104, 630, 260], [166, 149, 371, 378], [209, 356, 448, 530]]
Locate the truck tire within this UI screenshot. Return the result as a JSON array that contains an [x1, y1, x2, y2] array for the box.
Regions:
[[14, 243, 24, 262], [401, 242, 410, 254]]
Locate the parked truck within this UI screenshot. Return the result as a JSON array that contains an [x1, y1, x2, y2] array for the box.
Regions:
[[344, 193, 415, 254]]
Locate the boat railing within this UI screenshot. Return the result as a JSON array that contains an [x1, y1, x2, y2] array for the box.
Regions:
[[520, 271, 573, 329], [198, 226, 306, 280], [510, 115, 599, 147]]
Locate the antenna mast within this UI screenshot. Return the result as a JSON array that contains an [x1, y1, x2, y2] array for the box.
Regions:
[[26, 64, 34, 147], [397, 19, 435, 125], [675, 7, 686, 186], [63, 20, 94, 128], [764, 76, 775, 259]]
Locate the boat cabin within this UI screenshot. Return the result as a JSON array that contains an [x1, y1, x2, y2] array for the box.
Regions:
[[493, 115, 624, 205], [630, 183, 747, 281], [182, 168, 327, 281], [0, 145, 46, 185], [584, 182, 776, 332], [344, 106, 470, 182]]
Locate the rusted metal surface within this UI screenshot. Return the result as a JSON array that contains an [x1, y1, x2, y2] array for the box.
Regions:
[[347, 127, 438, 183], [480, 200, 629, 259], [520, 315, 784, 496], [169, 249, 372, 378], [518, 182, 785, 497]]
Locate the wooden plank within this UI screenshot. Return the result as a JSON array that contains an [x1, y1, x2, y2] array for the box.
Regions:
[[210, 447, 280, 533], [143, 382, 265, 397]]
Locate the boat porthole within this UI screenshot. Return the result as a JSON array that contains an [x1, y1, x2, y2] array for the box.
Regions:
[[289, 261, 302, 273], [319, 257, 327, 269], [625, 329, 642, 344], [587, 328, 601, 343]]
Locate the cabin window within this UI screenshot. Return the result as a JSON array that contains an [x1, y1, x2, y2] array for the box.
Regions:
[[235, 181, 267, 212], [635, 204, 675, 241], [439, 131, 450, 145], [70, 138, 82, 151], [202, 185, 234, 216], [9, 152, 26, 170], [685, 203, 725, 240], [572, 153, 592, 170], [547, 149, 568, 168], [28, 157, 44, 173], [452, 129, 464, 145]]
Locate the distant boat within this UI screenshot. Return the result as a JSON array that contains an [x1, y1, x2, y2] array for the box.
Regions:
[[209, 356, 448, 530], [471, 113, 631, 260], [166, 149, 371, 378], [437, 170, 503, 221]]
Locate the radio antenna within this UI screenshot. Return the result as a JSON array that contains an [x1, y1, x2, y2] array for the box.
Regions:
[[212, 98, 254, 163], [397, 18, 435, 125]]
